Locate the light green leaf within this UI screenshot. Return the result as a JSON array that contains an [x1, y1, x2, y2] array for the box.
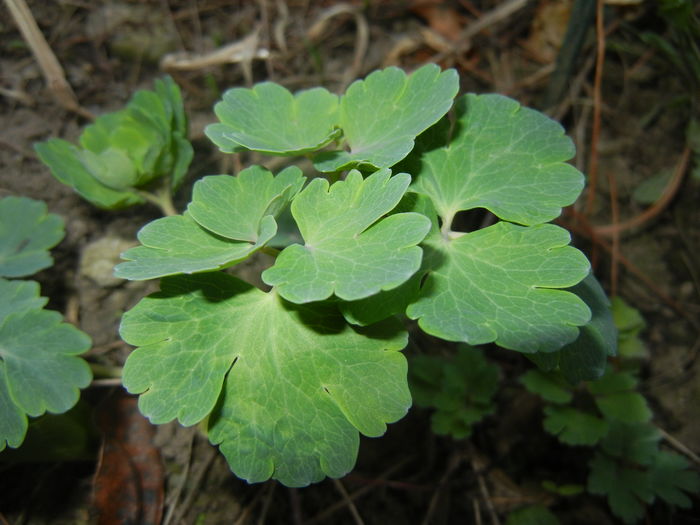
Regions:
[[339, 193, 439, 326], [116, 166, 303, 280], [528, 273, 616, 383], [0, 294, 92, 451], [408, 93, 584, 226], [114, 213, 276, 280], [35, 76, 192, 209], [543, 405, 609, 445], [649, 452, 700, 508], [206, 83, 340, 155], [520, 369, 573, 404], [588, 452, 654, 524], [407, 223, 591, 353], [632, 170, 672, 204], [34, 139, 145, 210], [340, 273, 422, 326], [187, 166, 305, 242], [0, 197, 64, 278], [262, 169, 431, 303], [313, 64, 459, 172], [120, 273, 410, 487]]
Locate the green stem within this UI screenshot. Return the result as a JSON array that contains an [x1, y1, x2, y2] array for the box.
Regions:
[[137, 186, 177, 216], [260, 246, 280, 257], [90, 362, 123, 379]]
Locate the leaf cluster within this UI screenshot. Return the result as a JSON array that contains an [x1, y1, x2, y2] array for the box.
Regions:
[[409, 345, 499, 439], [34, 76, 193, 210], [522, 364, 700, 523], [115, 65, 603, 486], [0, 197, 92, 452]]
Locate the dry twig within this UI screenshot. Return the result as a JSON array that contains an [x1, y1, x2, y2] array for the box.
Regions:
[[3, 0, 93, 119]]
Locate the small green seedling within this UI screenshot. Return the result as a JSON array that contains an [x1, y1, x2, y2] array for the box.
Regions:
[[410, 345, 499, 439], [0, 196, 92, 452], [111, 64, 610, 487], [522, 364, 700, 523], [34, 76, 193, 215]]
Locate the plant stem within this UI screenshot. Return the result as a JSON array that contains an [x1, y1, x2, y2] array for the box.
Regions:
[[89, 362, 123, 379], [261, 246, 280, 257], [137, 185, 177, 216]]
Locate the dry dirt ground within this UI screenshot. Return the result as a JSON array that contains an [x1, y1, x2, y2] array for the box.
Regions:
[[0, 1, 699, 524]]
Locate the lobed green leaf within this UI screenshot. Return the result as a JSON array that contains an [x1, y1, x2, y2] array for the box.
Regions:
[[543, 405, 609, 446], [262, 169, 431, 303], [116, 166, 304, 280], [206, 83, 340, 155], [527, 273, 617, 383], [313, 64, 459, 172], [588, 452, 654, 524], [649, 452, 700, 508], [120, 273, 410, 487], [0, 282, 92, 451], [407, 223, 591, 353], [0, 197, 64, 278], [407, 93, 584, 226]]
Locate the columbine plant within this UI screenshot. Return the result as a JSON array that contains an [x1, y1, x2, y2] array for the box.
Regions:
[[110, 64, 615, 487], [34, 76, 192, 215], [0, 196, 92, 452]]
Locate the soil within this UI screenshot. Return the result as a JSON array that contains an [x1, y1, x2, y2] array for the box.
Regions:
[[1, 1, 699, 524]]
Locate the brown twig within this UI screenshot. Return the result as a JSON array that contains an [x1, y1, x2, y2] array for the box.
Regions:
[[3, 0, 93, 119], [584, 0, 606, 217], [607, 169, 620, 296], [657, 427, 700, 467], [332, 478, 365, 525], [562, 211, 700, 331], [593, 146, 691, 237], [421, 451, 463, 525], [306, 457, 413, 524]]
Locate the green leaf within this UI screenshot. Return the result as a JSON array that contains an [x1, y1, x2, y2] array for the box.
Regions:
[[543, 405, 609, 445], [262, 169, 431, 303], [116, 166, 303, 280], [0, 286, 92, 451], [506, 505, 560, 525], [187, 166, 305, 242], [339, 193, 440, 325], [595, 391, 652, 423], [612, 296, 647, 359], [114, 214, 276, 280], [0, 197, 64, 278], [206, 83, 340, 155], [649, 451, 700, 508], [408, 93, 584, 226], [409, 346, 498, 439], [340, 273, 422, 326], [528, 273, 616, 383], [589, 369, 652, 424], [35, 138, 145, 210], [600, 421, 660, 465], [588, 452, 654, 524], [0, 279, 46, 322], [407, 223, 591, 353], [120, 273, 410, 487], [520, 369, 573, 404], [0, 363, 26, 450], [35, 76, 192, 209], [313, 64, 459, 172]]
